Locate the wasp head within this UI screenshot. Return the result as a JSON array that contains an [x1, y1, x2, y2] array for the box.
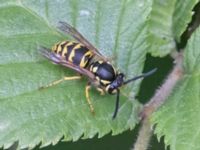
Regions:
[[106, 73, 125, 94]]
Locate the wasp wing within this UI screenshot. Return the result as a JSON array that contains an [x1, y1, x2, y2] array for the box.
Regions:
[[39, 46, 96, 80], [58, 21, 107, 61]]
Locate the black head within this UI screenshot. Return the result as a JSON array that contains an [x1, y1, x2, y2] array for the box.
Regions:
[[110, 68, 157, 119], [106, 73, 124, 94]]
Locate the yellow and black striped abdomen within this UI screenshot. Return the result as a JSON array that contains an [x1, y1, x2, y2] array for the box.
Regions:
[[52, 41, 94, 68]]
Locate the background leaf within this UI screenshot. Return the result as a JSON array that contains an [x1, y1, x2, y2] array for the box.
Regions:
[[148, 0, 199, 56], [152, 26, 200, 150], [0, 0, 151, 149]]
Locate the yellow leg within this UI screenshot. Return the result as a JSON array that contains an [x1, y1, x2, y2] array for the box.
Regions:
[[85, 83, 95, 114], [40, 76, 81, 89], [96, 87, 105, 95]]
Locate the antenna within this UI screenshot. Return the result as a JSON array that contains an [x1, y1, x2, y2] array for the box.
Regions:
[[124, 68, 157, 85]]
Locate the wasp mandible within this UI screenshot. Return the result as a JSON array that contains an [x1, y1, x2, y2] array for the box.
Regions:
[[39, 21, 157, 119]]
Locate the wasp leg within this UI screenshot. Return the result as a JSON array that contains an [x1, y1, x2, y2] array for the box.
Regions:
[[96, 87, 105, 95], [85, 83, 95, 114], [40, 76, 81, 89]]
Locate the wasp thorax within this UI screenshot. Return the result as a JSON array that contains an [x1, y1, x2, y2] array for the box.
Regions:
[[90, 61, 116, 86]]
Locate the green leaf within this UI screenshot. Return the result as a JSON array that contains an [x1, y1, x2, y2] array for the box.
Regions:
[[173, 0, 199, 41], [0, 0, 153, 149], [152, 26, 200, 150], [148, 0, 199, 57]]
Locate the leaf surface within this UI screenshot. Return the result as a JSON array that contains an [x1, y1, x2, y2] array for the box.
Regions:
[[0, 0, 149, 149], [148, 0, 199, 56]]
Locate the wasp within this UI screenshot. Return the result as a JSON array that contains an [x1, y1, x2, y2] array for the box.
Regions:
[[39, 21, 157, 119]]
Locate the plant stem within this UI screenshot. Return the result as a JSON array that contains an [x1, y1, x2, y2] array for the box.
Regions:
[[132, 119, 152, 150], [132, 52, 184, 150]]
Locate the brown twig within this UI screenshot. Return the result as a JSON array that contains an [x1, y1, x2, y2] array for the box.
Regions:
[[132, 52, 184, 150], [132, 119, 153, 150]]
